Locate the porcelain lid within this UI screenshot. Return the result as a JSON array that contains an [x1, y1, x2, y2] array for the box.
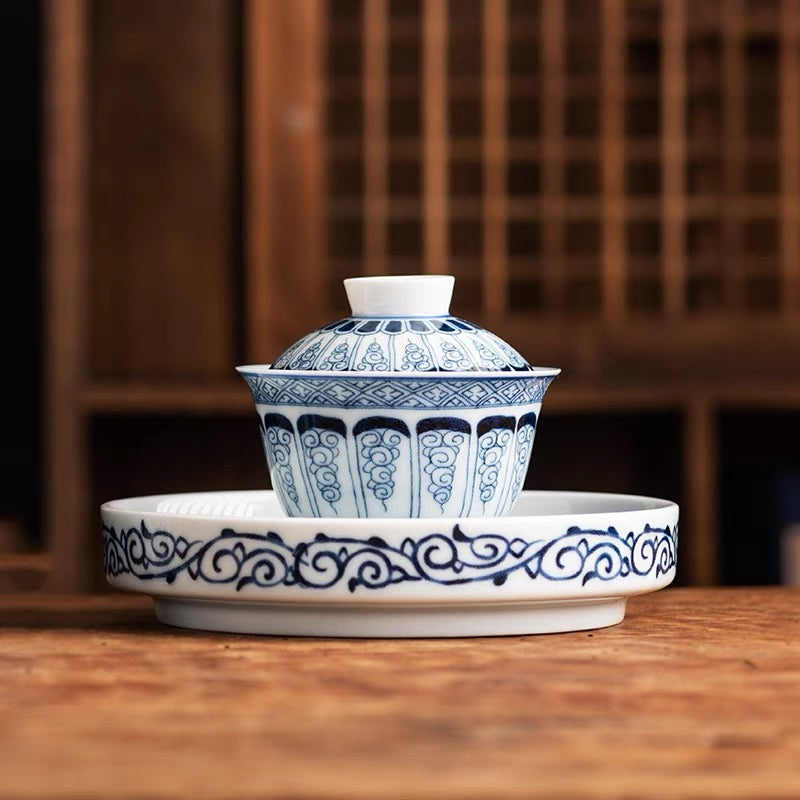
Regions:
[[270, 275, 536, 373]]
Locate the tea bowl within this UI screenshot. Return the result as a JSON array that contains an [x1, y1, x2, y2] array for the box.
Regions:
[[237, 366, 559, 518]]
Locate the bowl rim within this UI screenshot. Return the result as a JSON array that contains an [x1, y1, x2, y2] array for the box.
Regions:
[[236, 364, 562, 379]]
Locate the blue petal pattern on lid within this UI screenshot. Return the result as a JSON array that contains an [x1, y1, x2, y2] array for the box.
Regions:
[[270, 316, 535, 373]]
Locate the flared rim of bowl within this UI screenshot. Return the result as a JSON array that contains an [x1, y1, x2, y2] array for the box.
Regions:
[[236, 364, 562, 379]]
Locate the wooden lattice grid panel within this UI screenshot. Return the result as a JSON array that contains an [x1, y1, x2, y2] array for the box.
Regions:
[[322, 0, 800, 325]]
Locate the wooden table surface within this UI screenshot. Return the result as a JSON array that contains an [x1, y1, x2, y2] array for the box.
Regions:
[[1, 588, 798, 799]]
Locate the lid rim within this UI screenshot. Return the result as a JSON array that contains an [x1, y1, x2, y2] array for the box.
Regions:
[[237, 365, 562, 379]]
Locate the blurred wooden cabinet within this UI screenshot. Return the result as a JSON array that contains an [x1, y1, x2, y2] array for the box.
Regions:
[[22, 0, 800, 592]]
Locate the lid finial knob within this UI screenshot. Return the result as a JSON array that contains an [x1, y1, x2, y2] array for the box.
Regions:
[[344, 275, 455, 317]]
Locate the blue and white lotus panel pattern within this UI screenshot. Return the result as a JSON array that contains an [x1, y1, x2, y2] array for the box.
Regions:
[[241, 373, 555, 518], [256, 409, 540, 518], [269, 316, 535, 373]]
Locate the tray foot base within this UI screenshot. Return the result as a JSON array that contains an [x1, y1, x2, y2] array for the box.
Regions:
[[153, 596, 627, 638]]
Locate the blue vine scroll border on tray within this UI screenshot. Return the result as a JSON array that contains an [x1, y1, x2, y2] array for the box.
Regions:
[[102, 520, 677, 594]]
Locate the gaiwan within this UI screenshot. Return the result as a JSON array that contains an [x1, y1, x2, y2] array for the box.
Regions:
[[238, 275, 560, 518]]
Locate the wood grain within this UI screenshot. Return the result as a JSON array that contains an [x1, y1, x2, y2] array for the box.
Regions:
[[683, 399, 718, 586], [661, 0, 687, 317], [363, 0, 388, 277], [482, 0, 507, 321], [540, 0, 564, 314], [245, 0, 327, 360], [423, 0, 448, 275], [43, 0, 89, 591], [721, 0, 745, 312], [244, 0, 273, 358], [90, 0, 236, 379], [600, 0, 626, 321], [780, 0, 800, 313], [0, 554, 51, 593], [0, 589, 798, 798]]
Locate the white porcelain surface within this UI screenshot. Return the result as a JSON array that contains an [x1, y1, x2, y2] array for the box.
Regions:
[[102, 490, 679, 637], [344, 274, 455, 317]]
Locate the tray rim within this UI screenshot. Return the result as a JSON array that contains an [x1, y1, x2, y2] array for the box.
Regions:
[[101, 488, 679, 528]]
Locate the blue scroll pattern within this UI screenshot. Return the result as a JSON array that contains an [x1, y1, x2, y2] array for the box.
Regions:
[[400, 341, 433, 371], [317, 342, 350, 371], [440, 341, 473, 371], [103, 521, 677, 594], [509, 423, 536, 507], [477, 428, 514, 507], [356, 341, 390, 372], [261, 424, 300, 510], [296, 416, 346, 512], [289, 341, 321, 371], [473, 340, 507, 371], [300, 429, 342, 509], [357, 428, 403, 508], [419, 429, 467, 510]]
